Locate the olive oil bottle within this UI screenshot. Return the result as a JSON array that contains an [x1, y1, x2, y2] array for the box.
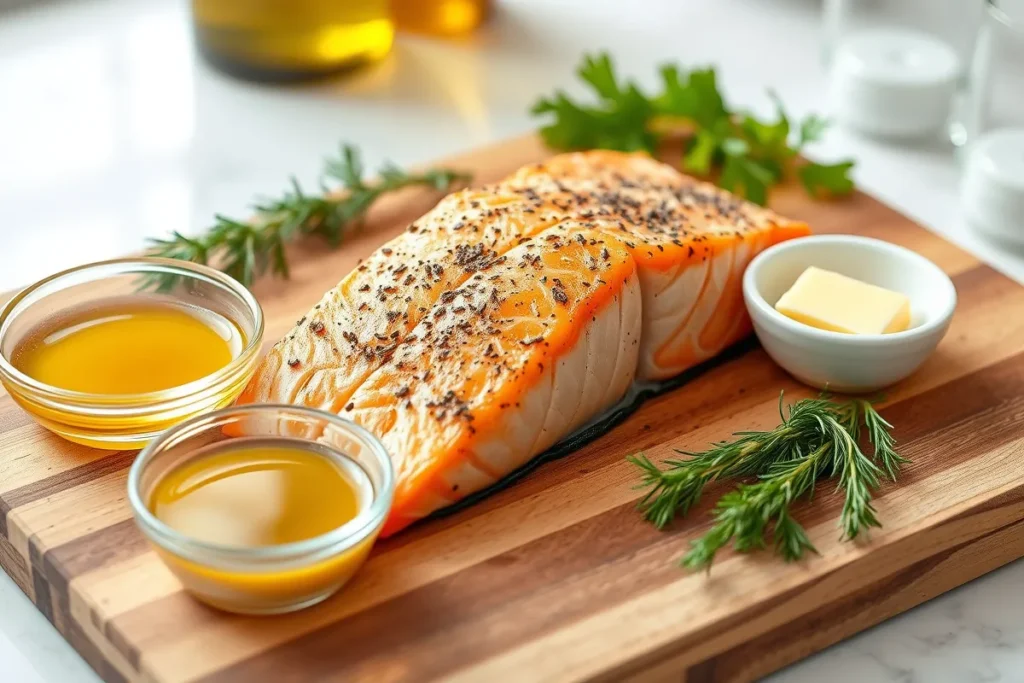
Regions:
[[390, 0, 491, 37], [192, 0, 394, 81]]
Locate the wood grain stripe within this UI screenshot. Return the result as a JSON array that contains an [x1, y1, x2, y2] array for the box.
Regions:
[[0, 450, 135, 539], [67, 617, 130, 683], [0, 532, 30, 597], [7, 468, 132, 564], [0, 423, 123, 496], [31, 566, 55, 624], [45, 519, 148, 602], [69, 553, 180, 675]]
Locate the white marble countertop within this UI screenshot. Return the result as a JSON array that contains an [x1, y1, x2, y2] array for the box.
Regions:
[[1, 0, 1023, 681]]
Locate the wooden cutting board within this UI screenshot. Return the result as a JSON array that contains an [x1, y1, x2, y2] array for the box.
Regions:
[[2, 135, 1023, 683]]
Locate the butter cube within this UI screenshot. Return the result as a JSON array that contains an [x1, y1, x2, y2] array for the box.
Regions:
[[775, 267, 911, 335]]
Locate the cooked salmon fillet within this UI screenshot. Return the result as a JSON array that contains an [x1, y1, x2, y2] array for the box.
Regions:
[[241, 150, 810, 534], [345, 228, 640, 535]]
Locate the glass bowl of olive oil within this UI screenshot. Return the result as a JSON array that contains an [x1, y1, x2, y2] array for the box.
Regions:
[[127, 404, 394, 614], [0, 258, 264, 449]]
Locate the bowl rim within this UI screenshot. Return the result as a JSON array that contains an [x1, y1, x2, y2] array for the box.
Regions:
[[0, 257, 265, 406], [743, 234, 957, 346], [127, 403, 395, 568]]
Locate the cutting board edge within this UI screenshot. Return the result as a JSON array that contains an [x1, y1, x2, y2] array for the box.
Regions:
[[1, 135, 1022, 683], [618, 474, 1024, 682]]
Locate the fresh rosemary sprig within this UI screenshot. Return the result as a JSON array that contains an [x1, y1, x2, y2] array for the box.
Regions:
[[629, 394, 904, 570], [532, 53, 855, 205], [145, 145, 470, 289]]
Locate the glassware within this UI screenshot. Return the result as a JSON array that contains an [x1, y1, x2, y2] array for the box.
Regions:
[[0, 258, 263, 449], [128, 404, 394, 615], [191, 0, 394, 82], [823, 0, 983, 67], [391, 0, 491, 37], [958, 1, 1024, 245], [822, 0, 985, 139], [952, 0, 1024, 146]]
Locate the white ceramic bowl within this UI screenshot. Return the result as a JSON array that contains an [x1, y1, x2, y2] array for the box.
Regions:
[[743, 235, 957, 393]]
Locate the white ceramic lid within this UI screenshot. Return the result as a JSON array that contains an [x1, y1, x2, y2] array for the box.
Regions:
[[829, 28, 961, 139]]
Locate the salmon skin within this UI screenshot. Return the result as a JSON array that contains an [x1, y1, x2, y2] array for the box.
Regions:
[[241, 151, 810, 535]]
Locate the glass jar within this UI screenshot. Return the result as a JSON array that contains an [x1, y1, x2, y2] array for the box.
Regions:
[[822, 0, 985, 139], [957, 1, 1024, 245], [192, 0, 394, 82], [952, 0, 1024, 146], [391, 0, 491, 37], [823, 0, 984, 66]]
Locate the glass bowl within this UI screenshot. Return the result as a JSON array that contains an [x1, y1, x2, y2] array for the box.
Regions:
[[127, 404, 394, 614], [0, 258, 264, 449]]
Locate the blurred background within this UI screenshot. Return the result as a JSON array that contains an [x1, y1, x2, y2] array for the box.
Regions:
[[1, 0, 1021, 294]]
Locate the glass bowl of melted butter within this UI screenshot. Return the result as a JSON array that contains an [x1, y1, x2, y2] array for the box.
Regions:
[[127, 404, 394, 614], [0, 258, 264, 449]]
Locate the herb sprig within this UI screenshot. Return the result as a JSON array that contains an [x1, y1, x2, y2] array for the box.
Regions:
[[629, 394, 904, 570], [532, 53, 855, 205], [145, 145, 470, 289]]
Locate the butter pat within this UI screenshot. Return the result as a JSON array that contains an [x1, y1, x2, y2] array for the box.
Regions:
[[775, 267, 911, 335]]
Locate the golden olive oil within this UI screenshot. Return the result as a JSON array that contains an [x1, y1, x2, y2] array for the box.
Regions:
[[150, 440, 369, 547], [192, 0, 394, 81], [11, 298, 241, 395], [391, 0, 490, 37]]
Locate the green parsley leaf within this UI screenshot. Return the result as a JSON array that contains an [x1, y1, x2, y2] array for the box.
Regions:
[[798, 114, 831, 148], [683, 129, 719, 175], [740, 92, 793, 163], [798, 161, 856, 198], [720, 154, 775, 206], [531, 52, 856, 203], [578, 53, 624, 101], [531, 55, 657, 153], [657, 65, 728, 128]]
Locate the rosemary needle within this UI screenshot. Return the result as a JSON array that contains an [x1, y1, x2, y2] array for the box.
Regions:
[[855, 398, 907, 480], [629, 393, 905, 570], [144, 144, 470, 290]]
